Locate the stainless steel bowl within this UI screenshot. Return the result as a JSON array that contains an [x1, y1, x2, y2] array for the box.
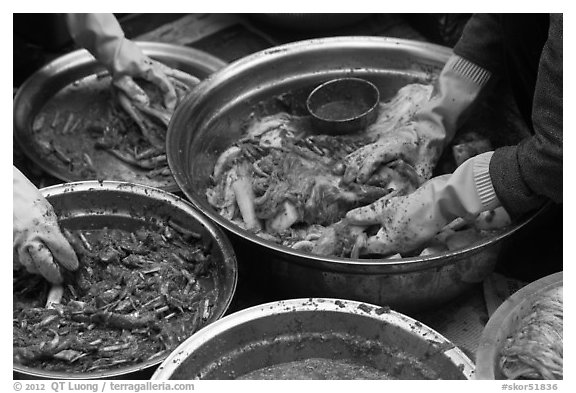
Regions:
[[152, 298, 475, 379], [475, 272, 563, 380], [13, 42, 226, 192], [166, 36, 540, 312], [307, 77, 380, 134], [13, 181, 238, 379]]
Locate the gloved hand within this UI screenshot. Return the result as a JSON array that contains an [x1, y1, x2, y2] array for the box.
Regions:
[[344, 55, 493, 185], [13, 167, 79, 284], [343, 124, 430, 184], [66, 13, 200, 111], [346, 152, 501, 256]]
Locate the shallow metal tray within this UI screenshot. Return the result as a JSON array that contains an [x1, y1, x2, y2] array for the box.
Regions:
[[13, 43, 226, 192]]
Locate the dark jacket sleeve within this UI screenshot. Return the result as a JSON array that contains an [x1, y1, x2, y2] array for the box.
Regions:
[[453, 14, 504, 74], [489, 14, 563, 218]]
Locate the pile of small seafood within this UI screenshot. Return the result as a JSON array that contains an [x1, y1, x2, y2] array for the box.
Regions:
[[206, 83, 509, 258], [13, 223, 218, 373], [499, 287, 563, 380], [32, 73, 193, 181]]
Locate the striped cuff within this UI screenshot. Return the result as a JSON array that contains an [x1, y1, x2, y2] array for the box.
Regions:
[[446, 55, 492, 88], [473, 151, 501, 210]]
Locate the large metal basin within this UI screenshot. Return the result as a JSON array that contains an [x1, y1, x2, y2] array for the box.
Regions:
[[152, 298, 475, 380], [13, 181, 238, 379], [166, 36, 538, 312], [475, 271, 563, 379]]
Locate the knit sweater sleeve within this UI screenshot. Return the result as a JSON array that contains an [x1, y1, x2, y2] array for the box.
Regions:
[[489, 14, 563, 218], [453, 14, 504, 75]]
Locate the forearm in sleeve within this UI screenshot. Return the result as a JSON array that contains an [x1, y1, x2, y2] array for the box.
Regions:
[[65, 13, 126, 71], [489, 14, 563, 218], [412, 54, 493, 176], [416, 55, 492, 145], [66, 13, 148, 78], [453, 13, 504, 75]]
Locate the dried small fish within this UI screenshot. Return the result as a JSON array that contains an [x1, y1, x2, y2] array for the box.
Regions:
[[54, 349, 85, 363], [78, 232, 93, 251], [199, 298, 211, 320], [142, 266, 162, 275], [14, 225, 217, 374], [82, 153, 96, 173], [108, 149, 167, 170], [242, 144, 261, 161], [252, 162, 270, 177], [67, 284, 78, 299], [170, 252, 188, 266], [154, 305, 170, 314], [146, 351, 166, 361], [140, 295, 163, 310], [34, 314, 59, 328], [107, 149, 143, 168], [32, 114, 46, 133], [71, 118, 83, 134], [61, 113, 75, 134], [146, 166, 172, 178], [89, 311, 156, 330], [100, 343, 131, 352], [303, 137, 325, 156], [168, 220, 202, 239], [88, 339, 103, 346], [50, 111, 61, 128], [50, 142, 71, 164], [135, 146, 164, 160]]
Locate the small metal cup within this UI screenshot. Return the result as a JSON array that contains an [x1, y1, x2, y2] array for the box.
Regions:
[[307, 77, 380, 135]]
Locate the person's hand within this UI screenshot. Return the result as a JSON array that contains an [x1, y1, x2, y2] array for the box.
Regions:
[[346, 152, 501, 256], [66, 14, 200, 113], [111, 43, 200, 138], [13, 167, 79, 284], [343, 122, 439, 185], [346, 178, 453, 255], [344, 54, 494, 187], [110, 39, 200, 112]]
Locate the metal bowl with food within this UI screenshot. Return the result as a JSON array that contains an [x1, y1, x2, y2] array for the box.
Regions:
[[475, 272, 563, 380], [166, 36, 540, 312], [152, 298, 475, 380], [13, 181, 238, 379], [13, 43, 226, 192]]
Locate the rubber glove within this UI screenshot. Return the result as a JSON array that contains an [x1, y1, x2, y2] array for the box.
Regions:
[[346, 152, 501, 256], [66, 13, 199, 111], [13, 167, 79, 284], [344, 55, 493, 184]]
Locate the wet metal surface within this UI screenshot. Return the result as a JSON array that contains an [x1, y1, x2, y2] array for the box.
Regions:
[[152, 298, 475, 380]]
